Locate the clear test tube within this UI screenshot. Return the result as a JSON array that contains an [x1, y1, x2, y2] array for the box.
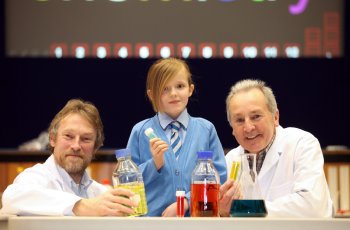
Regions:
[[230, 161, 241, 181], [176, 190, 185, 217]]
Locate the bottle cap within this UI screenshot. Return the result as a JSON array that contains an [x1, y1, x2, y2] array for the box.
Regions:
[[144, 128, 154, 136], [176, 190, 185, 196], [115, 148, 131, 159], [144, 128, 157, 139], [197, 151, 213, 159], [101, 178, 111, 185]]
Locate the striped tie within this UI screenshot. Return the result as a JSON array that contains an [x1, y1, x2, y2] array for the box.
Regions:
[[170, 121, 182, 159]]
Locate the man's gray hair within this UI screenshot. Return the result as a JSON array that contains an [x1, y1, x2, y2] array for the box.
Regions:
[[226, 79, 278, 123]]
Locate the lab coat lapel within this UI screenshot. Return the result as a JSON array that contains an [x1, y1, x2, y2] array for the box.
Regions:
[[258, 127, 283, 179], [45, 154, 68, 189], [258, 144, 281, 179]]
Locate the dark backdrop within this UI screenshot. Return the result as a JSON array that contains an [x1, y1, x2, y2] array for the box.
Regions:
[[0, 2, 349, 150]]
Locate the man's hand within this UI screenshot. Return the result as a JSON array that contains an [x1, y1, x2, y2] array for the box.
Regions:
[[73, 187, 139, 216], [219, 179, 242, 217]]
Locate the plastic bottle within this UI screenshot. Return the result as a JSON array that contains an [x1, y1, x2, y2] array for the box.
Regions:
[[190, 151, 220, 217], [112, 148, 148, 216]]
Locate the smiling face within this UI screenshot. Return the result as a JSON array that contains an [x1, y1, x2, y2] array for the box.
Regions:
[[228, 88, 279, 153], [157, 67, 194, 119], [50, 113, 97, 182]]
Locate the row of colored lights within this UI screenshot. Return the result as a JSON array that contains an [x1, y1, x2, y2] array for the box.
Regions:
[[50, 42, 304, 59], [36, 0, 278, 2], [35, 0, 308, 15]]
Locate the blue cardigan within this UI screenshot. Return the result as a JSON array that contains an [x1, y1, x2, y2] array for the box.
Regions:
[[127, 114, 227, 216]]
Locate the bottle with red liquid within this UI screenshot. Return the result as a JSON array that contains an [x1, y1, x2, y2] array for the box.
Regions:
[[190, 151, 220, 217]]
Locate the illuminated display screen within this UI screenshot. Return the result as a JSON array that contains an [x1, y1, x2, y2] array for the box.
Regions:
[[5, 0, 344, 59]]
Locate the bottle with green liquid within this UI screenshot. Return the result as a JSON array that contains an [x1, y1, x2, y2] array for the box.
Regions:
[[112, 148, 148, 216]]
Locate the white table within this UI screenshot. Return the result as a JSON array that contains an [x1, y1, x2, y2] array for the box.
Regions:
[[0, 216, 9, 230], [6, 217, 350, 230]]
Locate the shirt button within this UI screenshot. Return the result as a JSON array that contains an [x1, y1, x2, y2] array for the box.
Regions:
[[175, 170, 180, 176]]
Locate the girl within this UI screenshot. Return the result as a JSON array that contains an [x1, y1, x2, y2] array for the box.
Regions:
[[127, 58, 227, 216]]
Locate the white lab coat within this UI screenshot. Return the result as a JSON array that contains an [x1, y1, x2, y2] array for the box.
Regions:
[[1, 155, 107, 216], [226, 126, 333, 217]]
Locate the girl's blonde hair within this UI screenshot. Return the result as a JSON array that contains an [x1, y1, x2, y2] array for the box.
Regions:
[[146, 58, 193, 112]]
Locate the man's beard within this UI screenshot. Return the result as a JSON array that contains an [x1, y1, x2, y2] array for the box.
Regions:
[[63, 158, 89, 175], [56, 153, 92, 176]]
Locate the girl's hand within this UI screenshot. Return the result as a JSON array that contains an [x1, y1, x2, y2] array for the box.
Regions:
[[161, 199, 189, 217], [149, 138, 168, 170]]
